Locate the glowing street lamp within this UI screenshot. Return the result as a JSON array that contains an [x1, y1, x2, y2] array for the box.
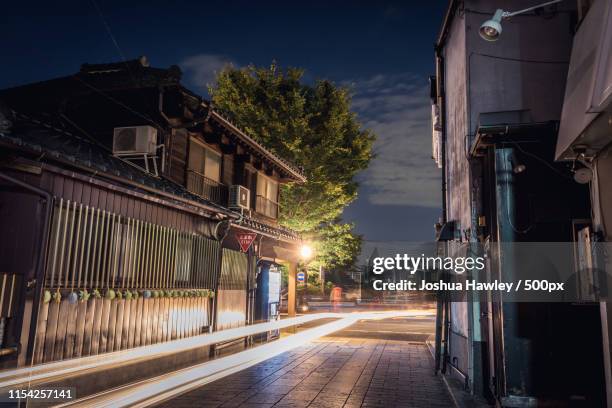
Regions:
[[299, 244, 313, 260]]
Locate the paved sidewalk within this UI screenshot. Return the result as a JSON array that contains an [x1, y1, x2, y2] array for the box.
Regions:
[[157, 333, 453, 408]]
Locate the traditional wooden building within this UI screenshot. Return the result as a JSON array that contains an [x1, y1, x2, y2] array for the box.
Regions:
[[0, 57, 306, 368]]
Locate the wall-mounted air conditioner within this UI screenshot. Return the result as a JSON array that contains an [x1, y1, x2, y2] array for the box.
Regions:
[[112, 125, 158, 156], [228, 185, 250, 210]]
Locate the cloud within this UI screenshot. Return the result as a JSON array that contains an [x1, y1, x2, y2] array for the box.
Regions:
[[180, 54, 235, 93], [347, 73, 441, 208]]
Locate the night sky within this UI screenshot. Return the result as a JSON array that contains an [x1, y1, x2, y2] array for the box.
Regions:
[[2, 1, 448, 258]]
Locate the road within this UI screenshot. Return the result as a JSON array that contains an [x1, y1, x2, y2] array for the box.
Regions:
[[156, 314, 453, 408], [326, 315, 435, 342]]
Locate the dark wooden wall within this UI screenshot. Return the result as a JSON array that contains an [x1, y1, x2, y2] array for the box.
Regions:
[[222, 154, 234, 186], [2, 168, 225, 366], [32, 168, 215, 236], [0, 178, 51, 368], [166, 128, 188, 186]]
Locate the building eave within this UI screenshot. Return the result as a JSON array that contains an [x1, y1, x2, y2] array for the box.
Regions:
[[0, 114, 240, 221], [435, 0, 460, 53], [205, 108, 306, 183], [233, 216, 301, 243]]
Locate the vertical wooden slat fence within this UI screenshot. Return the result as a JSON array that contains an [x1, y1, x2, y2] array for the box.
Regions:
[[33, 199, 220, 364]]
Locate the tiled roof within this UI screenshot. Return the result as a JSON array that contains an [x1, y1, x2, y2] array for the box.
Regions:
[[0, 58, 306, 182], [241, 216, 300, 241], [207, 109, 306, 182], [0, 113, 231, 214], [177, 86, 306, 182]]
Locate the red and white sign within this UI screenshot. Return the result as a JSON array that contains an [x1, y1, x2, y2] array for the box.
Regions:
[[236, 232, 257, 252]]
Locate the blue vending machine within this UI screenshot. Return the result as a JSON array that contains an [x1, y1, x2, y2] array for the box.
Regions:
[[255, 261, 282, 339]]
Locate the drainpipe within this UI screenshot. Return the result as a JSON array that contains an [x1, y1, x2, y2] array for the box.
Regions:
[[249, 235, 265, 327], [494, 147, 518, 399], [210, 220, 231, 334], [246, 245, 256, 327], [437, 64, 448, 224], [433, 0, 461, 377], [434, 48, 449, 375], [433, 0, 457, 227], [0, 172, 53, 366]]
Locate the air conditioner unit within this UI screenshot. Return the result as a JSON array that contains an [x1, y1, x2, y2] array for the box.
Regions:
[[112, 125, 157, 156], [228, 185, 250, 210]]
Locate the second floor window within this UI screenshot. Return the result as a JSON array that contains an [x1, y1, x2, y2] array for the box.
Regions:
[[188, 138, 221, 183], [187, 138, 226, 204], [256, 173, 279, 218]]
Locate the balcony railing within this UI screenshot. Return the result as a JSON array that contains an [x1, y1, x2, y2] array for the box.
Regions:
[[255, 195, 279, 219], [187, 170, 228, 206]]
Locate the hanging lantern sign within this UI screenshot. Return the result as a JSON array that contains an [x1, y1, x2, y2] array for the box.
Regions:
[[236, 232, 257, 252]]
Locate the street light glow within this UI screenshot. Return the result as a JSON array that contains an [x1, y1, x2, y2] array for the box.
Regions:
[[300, 244, 313, 259]]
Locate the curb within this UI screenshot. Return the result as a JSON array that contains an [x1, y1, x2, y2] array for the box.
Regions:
[[426, 340, 461, 408]]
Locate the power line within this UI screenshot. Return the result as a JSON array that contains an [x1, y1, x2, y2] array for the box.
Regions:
[[89, 0, 139, 87], [72, 75, 163, 129], [90, 0, 128, 63]]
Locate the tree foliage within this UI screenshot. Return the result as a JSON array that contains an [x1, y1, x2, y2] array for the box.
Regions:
[[209, 63, 374, 270], [308, 222, 362, 271]]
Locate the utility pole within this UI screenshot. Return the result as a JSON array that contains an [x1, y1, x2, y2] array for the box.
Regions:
[[287, 262, 297, 317], [320, 265, 325, 294]]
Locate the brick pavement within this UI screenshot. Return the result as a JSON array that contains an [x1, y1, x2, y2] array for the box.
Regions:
[[156, 336, 454, 408]]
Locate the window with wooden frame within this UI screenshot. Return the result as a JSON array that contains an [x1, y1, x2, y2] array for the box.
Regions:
[[187, 137, 224, 203], [256, 172, 279, 219], [188, 138, 221, 182]]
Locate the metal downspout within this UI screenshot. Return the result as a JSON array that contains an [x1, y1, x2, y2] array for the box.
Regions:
[[210, 221, 231, 334], [434, 47, 449, 374], [494, 147, 518, 399]]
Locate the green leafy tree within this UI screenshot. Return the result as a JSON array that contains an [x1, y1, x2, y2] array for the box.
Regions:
[[209, 63, 374, 270], [308, 222, 362, 272]]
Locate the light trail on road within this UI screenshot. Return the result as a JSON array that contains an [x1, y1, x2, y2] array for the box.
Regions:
[[0, 313, 341, 389], [54, 310, 430, 408]]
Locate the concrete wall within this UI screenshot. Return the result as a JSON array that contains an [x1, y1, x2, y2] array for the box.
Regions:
[[465, 0, 575, 133], [443, 7, 471, 378], [444, 5, 471, 234]]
